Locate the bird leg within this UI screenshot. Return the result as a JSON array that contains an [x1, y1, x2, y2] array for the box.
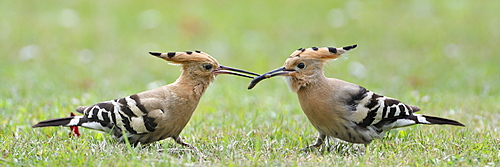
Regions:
[[173, 136, 196, 149], [301, 133, 326, 152], [310, 133, 326, 148], [361, 143, 368, 155]]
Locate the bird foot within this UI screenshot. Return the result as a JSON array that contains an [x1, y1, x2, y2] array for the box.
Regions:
[[300, 144, 322, 153]]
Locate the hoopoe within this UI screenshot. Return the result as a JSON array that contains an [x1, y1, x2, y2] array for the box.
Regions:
[[33, 50, 259, 148], [248, 45, 464, 149]]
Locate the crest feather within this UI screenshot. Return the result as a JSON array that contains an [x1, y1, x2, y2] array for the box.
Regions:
[[287, 44, 358, 60]]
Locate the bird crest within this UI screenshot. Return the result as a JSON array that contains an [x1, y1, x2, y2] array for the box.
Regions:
[[149, 50, 219, 65], [287, 45, 358, 62], [247, 44, 358, 90]]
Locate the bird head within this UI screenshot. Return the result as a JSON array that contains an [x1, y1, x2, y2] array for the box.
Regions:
[[149, 50, 259, 80], [247, 44, 357, 91]]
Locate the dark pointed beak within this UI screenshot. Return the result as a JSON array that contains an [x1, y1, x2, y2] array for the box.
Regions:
[[247, 67, 294, 89], [213, 65, 260, 79]]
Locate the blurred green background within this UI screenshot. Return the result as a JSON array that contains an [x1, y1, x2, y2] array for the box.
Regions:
[[1, 0, 498, 166]]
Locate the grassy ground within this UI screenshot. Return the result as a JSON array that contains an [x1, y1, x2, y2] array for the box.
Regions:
[[1, 0, 499, 166]]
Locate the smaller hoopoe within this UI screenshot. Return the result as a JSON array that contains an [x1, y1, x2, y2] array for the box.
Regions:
[[33, 50, 259, 148], [248, 45, 464, 150]]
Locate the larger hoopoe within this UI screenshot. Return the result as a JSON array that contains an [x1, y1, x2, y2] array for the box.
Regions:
[[33, 50, 259, 148], [248, 45, 464, 150]]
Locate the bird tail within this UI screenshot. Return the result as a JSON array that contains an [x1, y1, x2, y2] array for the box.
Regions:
[[385, 114, 464, 130], [33, 116, 111, 132], [32, 116, 86, 128], [414, 114, 465, 127]]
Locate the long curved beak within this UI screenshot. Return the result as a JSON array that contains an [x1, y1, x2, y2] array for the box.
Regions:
[[247, 67, 294, 89], [213, 65, 260, 79]]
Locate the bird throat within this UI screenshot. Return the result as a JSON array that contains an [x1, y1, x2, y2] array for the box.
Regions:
[[285, 76, 306, 92]]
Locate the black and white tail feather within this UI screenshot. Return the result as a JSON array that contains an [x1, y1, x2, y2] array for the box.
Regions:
[[32, 115, 114, 132], [32, 116, 85, 128]]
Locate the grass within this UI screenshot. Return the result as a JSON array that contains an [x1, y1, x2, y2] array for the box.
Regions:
[[1, 0, 499, 166]]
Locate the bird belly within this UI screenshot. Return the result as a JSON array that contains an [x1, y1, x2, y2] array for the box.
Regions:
[[313, 121, 382, 144], [114, 126, 180, 145]]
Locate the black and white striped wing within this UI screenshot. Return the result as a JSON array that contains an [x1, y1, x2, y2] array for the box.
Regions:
[[76, 94, 158, 136], [348, 86, 464, 135], [349, 87, 422, 131]]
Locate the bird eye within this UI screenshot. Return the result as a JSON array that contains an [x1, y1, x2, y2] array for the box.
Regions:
[[297, 63, 305, 69], [204, 64, 213, 70]]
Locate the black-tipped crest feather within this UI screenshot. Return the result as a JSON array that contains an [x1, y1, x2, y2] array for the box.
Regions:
[[343, 44, 358, 51], [149, 52, 162, 56]]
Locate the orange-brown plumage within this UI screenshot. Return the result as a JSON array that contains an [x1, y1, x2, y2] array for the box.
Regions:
[[249, 45, 464, 150], [33, 50, 259, 148]]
